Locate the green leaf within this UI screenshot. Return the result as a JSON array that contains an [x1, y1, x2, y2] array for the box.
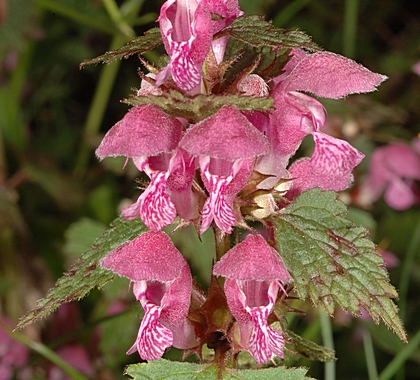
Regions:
[[123, 91, 274, 123], [285, 329, 336, 363], [63, 217, 106, 257], [16, 216, 148, 330], [272, 188, 406, 342], [80, 27, 162, 67], [126, 359, 312, 379], [221, 39, 292, 89], [214, 15, 320, 52]]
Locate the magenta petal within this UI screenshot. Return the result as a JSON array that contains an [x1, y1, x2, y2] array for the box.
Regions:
[[237, 74, 269, 97], [288, 158, 342, 196], [134, 170, 177, 231], [158, 0, 212, 91], [284, 51, 387, 98], [246, 282, 285, 363], [169, 41, 202, 91], [101, 231, 187, 282], [96, 104, 184, 159], [213, 234, 291, 282], [288, 92, 326, 130], [200, 173, 236, 234], [102, 232, 195, 359], [311, 132, 365, 176], [273, 48, 308, 84], [249, 319, 285, 363], [127, 302, 173, 360], [180, 105, 269, 160], [199, 156, 236, 234], [247, 306, 272, 364], [221, 277, 286, 363], [358, 142, 420, 209], [384, 177, 416, 210], [288, 132, 364, 196], [166, 149, 198, 220], [254, 91, 314, 189], [379, 144, 420, 179]]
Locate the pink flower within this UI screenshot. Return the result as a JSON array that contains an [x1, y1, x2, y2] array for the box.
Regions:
[[213, 234, 291, 364], [48, 346, 94, 380], [101, 232, 197, 360], [253, 50, 386, 193], [412, 61, 420, 76], [180, 105, 269, 233], [96, 104, 198, 230], [202, 0, 243, 63], [287, 132, 365, 198], [0, 318, 30, 380], [157, 0, 212, 91], [357, 141, 420, 210], [157, 0, 242, 90]]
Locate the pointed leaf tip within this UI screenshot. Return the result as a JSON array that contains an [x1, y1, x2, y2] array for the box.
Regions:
[[273, 188, 406, 342]]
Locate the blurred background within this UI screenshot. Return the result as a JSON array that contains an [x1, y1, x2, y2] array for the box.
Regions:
[[1, 0, 420, 379]]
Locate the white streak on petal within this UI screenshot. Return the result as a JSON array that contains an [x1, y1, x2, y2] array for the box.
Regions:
[[127, 302, 173, 361]]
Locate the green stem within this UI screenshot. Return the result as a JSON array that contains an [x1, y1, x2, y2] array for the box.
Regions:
[[0, 22, 38, 151], [74, 0, 144, 177], [363, 329, 379, 380], [272, 0, 313, 27], [379, 328, 420, 380], [398, 217, 420, 321], [320, 310, 335, 380], [1, 323, 89, 380], [73, 33, 128, 177], [49, 308, 135, 349], [35, 0, 116, 35], [214, 228, 231, 261], [0, 123, 6, 182], [103, 0, 136, 37], [342, 0, 359, 58]]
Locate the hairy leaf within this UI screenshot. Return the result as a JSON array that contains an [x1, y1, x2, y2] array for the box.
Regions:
[[126, 359, 312, 379], [286, 329, 336, 363], [220, 39, 292, 90], [123, 91, 273, 123], [80, 28, 162, 67], [214, 15, 320, 52], [273, 188, 406, 342], [16, 216, 148, 330]]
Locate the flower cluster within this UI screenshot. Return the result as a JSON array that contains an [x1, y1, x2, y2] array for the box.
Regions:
[[98, 0, 387, 365]]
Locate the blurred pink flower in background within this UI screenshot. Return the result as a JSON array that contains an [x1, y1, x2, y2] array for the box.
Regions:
[[0, 318, 30, 380], [357, 140, 420, 210], [412, 61, 420, 76], [48, 346, 94, 380]]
